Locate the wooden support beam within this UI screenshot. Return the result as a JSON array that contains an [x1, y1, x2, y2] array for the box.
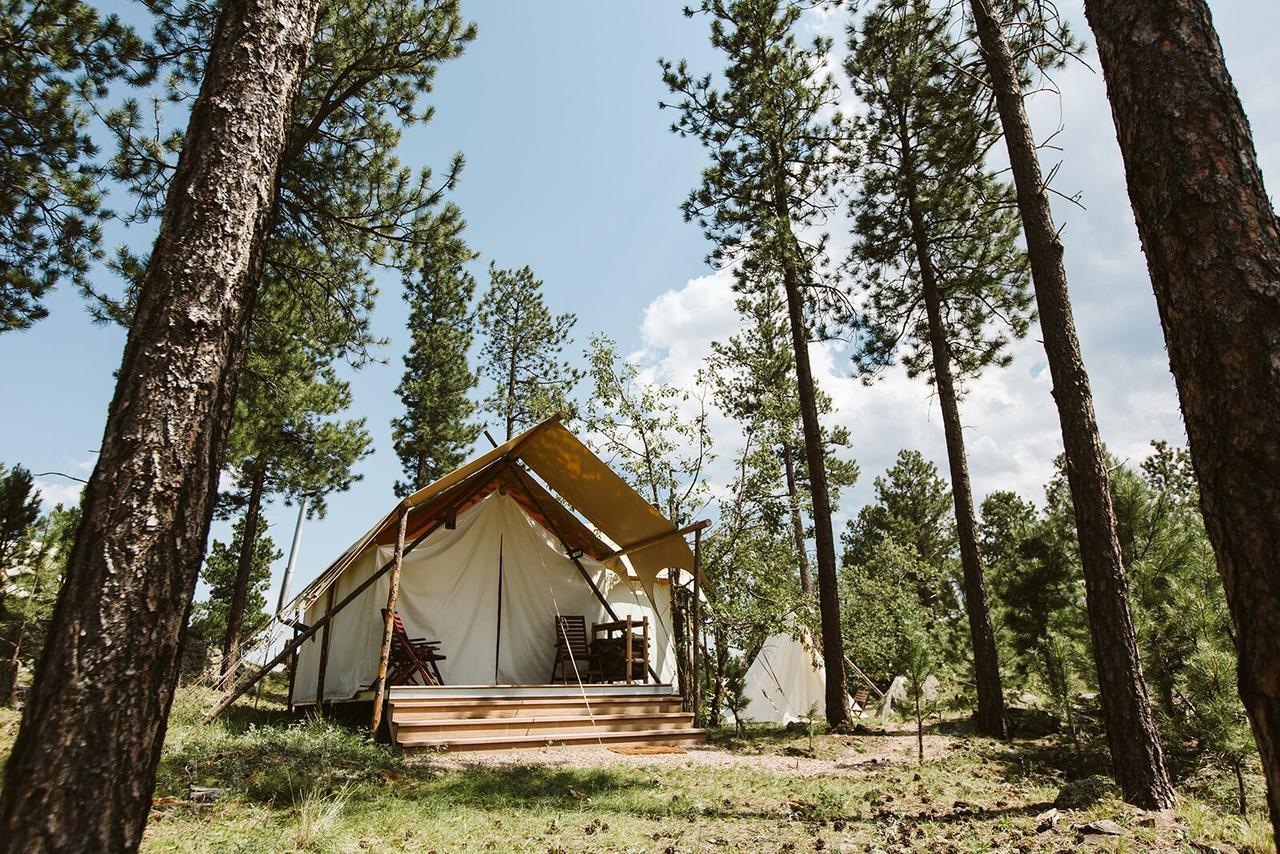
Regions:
[[370, 506, 409, 736], [598, 519, 712, 563], [692, 527, 702, 724], [315, 585, 336, 711]]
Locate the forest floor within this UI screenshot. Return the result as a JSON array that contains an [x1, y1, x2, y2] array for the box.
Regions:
[[0, 681, 1272, 853]]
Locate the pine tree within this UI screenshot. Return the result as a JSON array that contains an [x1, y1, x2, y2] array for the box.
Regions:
[[0, 0, 325, 842], [1081, 0, 1280, 833], [662, 0, 855, 728], [707, 289, 858, 596], [0, 504, 77, 707], [476, 264, 582, 440], [965, 0, 1175, 809], [391, 216, 480, 496], [0, 0, 144, 331], [584, 334, 712, 525], [845, 0, 1033, 738], [188, 517, 281, 674], [91, 0, 477, 371], [216, 281, 373, 676], [0, 464, 43, 703]]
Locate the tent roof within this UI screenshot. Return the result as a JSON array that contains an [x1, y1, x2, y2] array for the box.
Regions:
[[286, 416, 703, 615]]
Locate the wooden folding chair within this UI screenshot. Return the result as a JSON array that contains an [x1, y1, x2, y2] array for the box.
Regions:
[[383, 609, 446, 686], [549, 615, 600, 683]]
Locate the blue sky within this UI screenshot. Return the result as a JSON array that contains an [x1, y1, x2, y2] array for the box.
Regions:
[[1, 1, 1277, 613]]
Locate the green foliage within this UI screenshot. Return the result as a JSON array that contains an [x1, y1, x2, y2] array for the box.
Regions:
[[0, 464, 41, 567], [0, 487, 77, 702], [660, 0, 851, 334], [476, 264, 582, 439], [391, 217, 480, 496], [92, 0, 476, 365], [898, 615, 936, 764], [845, 0, 1032, 387], [187, 517, 283, 675], [844, 450, 954, 610], [707, 288, 860, 525], [840, 535, 933, 686], [583, 334, 711, 524], [982, 442, 1244, 771], [0, 0, 144, 331]]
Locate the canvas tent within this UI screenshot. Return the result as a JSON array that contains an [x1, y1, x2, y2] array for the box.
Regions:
[[292, 492, 678, 701], [212, 415, 708, 718], [742, 629, 844, 725]]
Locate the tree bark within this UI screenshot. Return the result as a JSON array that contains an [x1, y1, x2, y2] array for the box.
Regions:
[[906, 194, 1007, 739], [1081, 0, 1280, 831], [770, 144, 851, 728], [0, 0, 322, 845], [968, 0, 1175, 810], [782, 443, 812, 597], [221, 464, 267, 678]]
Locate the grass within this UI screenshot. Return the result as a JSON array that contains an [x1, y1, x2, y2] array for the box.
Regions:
[[0, 680, 1275, 852]]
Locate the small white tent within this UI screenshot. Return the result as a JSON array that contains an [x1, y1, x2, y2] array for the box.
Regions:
[[742, 629, 842, 724]]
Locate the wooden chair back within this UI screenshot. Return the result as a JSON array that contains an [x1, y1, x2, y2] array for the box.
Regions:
[[554, 615, 590, 657]]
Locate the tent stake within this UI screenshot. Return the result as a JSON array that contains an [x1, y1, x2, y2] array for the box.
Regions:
[[370, 506, 409, 736]]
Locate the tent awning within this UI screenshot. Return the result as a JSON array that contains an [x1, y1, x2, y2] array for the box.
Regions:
[[286, 415, 704, 616]]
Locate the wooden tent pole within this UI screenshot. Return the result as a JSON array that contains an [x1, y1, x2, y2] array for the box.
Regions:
[[314, 585, 336, 712], [370, 506, 409, 736], [692, 527, 702, 723], [598, 519, 712, 562]]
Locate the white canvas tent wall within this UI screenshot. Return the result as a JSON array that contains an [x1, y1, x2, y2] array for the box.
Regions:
[[292, 492, 677, 702], [742, 630, 836, 725]]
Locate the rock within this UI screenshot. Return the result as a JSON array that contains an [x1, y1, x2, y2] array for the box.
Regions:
[[1136, 810, 1177, 829], [1034, 807, 1059, 832], [1078, 819, 1124, 836], [1054, 775, 1118, 809], [188, 786, 227, 803]]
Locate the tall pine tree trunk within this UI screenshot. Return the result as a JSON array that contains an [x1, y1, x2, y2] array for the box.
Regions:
[[0, 0, 322, 844], [967, 0, 1175, 809], [221, 464, 267, 678], [771, 146, 851, 729], [782, 443, 812, 596], [906, 194, 1007, 739], [1082, 0, 1280, 830]]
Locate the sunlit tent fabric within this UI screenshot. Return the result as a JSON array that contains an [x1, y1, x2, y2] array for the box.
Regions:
[[281, 416, 698, 704], [742, 629, 842, 724], [292, 493, 677, 701]]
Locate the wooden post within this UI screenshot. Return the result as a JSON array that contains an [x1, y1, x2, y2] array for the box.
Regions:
[[315, 585, 336, 713], [286, 626, 299, 714], [692, 528, 702, 724], [369, 506, 409, 736], [642, 617, 649, 684], [625, 616, 633, 685]]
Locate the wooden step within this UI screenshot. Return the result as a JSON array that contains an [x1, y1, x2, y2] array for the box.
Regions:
[[398, 727, 707, 753], [395, 712, 694, 738], [389, 697, 684, 721]]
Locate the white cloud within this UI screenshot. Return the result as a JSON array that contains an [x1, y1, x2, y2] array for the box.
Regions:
[[33, 478, 83, 509]]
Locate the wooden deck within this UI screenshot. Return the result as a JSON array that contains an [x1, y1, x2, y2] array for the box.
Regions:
[[386, 684, 706, 752]]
